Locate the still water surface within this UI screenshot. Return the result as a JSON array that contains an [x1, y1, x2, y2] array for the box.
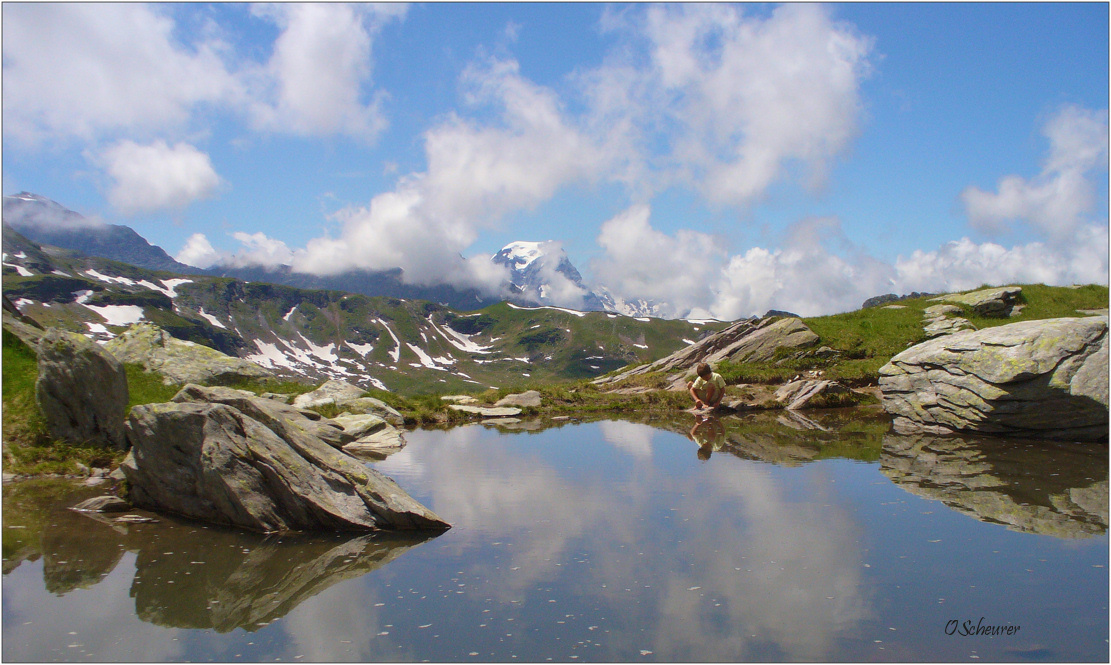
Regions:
[[3, 410, 1107, 661]]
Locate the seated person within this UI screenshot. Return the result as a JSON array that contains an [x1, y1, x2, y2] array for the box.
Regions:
[[687, 362, 726, 410]]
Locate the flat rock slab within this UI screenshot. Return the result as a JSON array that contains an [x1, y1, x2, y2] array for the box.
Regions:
[[494, 390, 542, 408], [448, 405, 522, 418]]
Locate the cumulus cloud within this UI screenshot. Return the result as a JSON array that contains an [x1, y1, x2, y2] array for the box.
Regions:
[[591, 204, 727, 318], [961, 105, 1108, 241], [580, 4, 873, 206], [2, 4, 239, 145], [289, 57, 605, 293], [175, 233, 221, 269], [98, 140, 223, 215], [246, 4, 404, 141], [893, 225, 1110, 293]]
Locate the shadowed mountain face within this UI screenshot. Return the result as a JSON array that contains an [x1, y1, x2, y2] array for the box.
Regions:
[[3, 194, 200, 275]]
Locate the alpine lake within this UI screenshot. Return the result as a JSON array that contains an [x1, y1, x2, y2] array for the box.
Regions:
[[3, 407, 1107, 662]]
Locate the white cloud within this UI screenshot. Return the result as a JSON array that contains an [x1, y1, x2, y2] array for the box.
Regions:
[[246, 4, 404, 141], [2, 4, 239, 145], [893, 225, 1110, 293], [289, 57, 605, 294], [422, 57, 609, 223], [228, 231, 296, 269], [961, 105, 1108, 240], [591, 204, 726, 318], [98, 140, 223, 215], [175, 233, 220, 269], [580, 4, 873, 206]]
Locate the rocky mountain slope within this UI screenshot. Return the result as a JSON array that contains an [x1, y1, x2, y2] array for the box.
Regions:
[[2, 226, 727, 395], [3, 193, 670, 316]]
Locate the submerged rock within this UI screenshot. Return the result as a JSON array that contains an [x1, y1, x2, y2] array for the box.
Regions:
[[35, 328, 129, 449], [879, 316, 1108, 441], [105, 322, 271, 386]]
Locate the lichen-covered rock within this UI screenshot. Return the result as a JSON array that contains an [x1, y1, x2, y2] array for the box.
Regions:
[[343, 427, 406, 460], [292, 379, 367, 409], [930, 286, 1023, 318], [879, 316, 1108, 441], [494, 390, 542, 408], [122, 399, 449, 533], [105, 322, 271, 386], [35, 328, 129, 449]]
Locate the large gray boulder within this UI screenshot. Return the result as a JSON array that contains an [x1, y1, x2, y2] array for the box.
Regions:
[[105, 322, 272, 386], [122, 390, 449, 533], [292, 379, 367, 409], [879, 316, 1108, 441], [35, 328, 129, 449], [172, 384, 355, 449]]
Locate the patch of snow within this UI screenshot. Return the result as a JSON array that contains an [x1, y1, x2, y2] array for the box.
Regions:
[[247, 340, 299, 370], [406, 343, 449, 371], [196, 308, 227, 329], [74, 290, 95, 304], [4, 263, 33, 277], [345, 341, 375, 357], [376, 319, 402, 362], [427, 317, 492, 354], [607, 313, 617, 318], [506, 302, 587, 317], [635, 317, 651, 322], [84, 269, 135, 286], [367, 376, 388, 391], [13, 252, 27, 259], [82, 304, 145, 327], [685, 318, 719, 325], [85, 322, 110, 335], [13, 298, 35, 310], [52, 270, 71, 277], [682, 338, 695, 345], [283, 305, 297, 322], [297, 333, 338, 364], [633, 343, 648, 349], [160, 278, 193, 298]]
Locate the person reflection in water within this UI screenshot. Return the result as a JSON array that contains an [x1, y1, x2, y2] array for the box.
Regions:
[[690, 415, 726, 460]]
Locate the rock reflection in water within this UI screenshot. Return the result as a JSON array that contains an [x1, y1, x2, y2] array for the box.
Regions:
[[3, 481, 437, 632], [881, 433, 1108, 537], [132, 527, 434, 632]]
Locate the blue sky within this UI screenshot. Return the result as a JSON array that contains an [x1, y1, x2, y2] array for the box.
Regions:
[[3, 2, 1108, 318]]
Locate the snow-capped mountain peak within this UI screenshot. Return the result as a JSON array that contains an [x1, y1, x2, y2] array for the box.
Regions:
[[496, 241, 546, 270]]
